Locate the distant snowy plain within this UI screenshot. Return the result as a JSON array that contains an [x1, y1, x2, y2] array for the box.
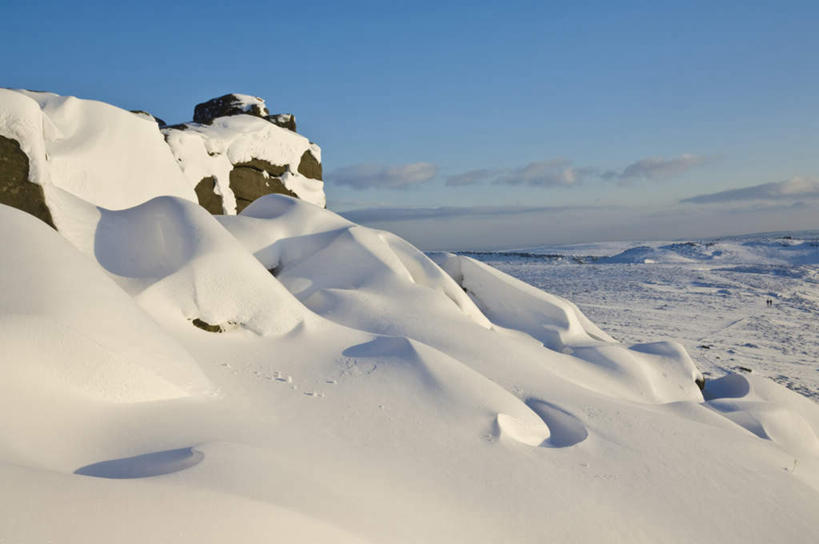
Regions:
[[462, 231, 819, 401]]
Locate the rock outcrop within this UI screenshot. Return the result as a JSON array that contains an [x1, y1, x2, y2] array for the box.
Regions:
[[164, 93, 324, 212], [266, 113, 296, 132], [193, 94, 269, 124], [0, 135, 54, 228], [0, 89, 325, 228], [194, 176, 223, 215]]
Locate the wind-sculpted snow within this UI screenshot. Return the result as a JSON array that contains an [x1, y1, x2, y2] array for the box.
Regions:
[[228, 197, 688, 402], [1, 195, 819, 542], [8, 90, 195, 211], [51, 193, 307, 336], [0, 205, 211, 406], [705, 373, 819, 460]]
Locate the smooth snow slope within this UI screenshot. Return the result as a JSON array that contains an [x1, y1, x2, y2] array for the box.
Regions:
[[1, 194, 817, 543]]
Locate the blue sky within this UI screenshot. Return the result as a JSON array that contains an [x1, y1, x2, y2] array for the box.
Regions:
[[4, 1, 819, 248]]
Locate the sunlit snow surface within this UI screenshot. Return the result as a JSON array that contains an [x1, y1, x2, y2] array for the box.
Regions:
[[462, 231, 819, 401]]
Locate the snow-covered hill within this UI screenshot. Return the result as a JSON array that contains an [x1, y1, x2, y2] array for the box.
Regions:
[[1, 91, 818, 543]]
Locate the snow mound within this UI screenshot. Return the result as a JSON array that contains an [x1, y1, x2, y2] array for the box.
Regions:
[[433, 252, 704, 403], [0, 204, 211, 404], [222, 195, 490, 331], [50, 193, 307, 336], [705, 373, 819, 457]]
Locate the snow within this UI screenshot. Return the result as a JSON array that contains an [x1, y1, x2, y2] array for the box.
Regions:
[[2, 194, 819, 541], [465, 232, 819, 401], [2, 91, 819, 540], [12, 90, 195, 212], [0, 204, 211, 410]]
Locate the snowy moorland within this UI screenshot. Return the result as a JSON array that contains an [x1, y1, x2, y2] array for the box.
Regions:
[[464, 233, 819, 401], [1, 90, 819, 543]]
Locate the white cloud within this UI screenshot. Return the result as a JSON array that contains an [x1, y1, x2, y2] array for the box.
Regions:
[[496, 159, 585, 187], [328, 162, 438, 190], [442, 154, 706, 190], [682, 176, 819, 204], [605, 154, 707, 182], [445, 169, 497, 186]]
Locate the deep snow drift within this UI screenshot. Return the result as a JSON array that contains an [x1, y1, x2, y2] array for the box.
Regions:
[[1, 91, 818, 543]]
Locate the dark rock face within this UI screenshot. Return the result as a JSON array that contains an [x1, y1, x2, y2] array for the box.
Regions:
[[193, 94, 269, 125], [0, 135, 55, 228], [194, 176, 224, 214], [266, 113, 296, 132], [297, 150, 322, 180], [192, 318, 223, 333], [234, 158, 288, 177], [229, 162, 296, 213]]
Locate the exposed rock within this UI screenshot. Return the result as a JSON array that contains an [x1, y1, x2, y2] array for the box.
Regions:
[[130, 110, 167, 127], [266, 113, 296, 132], [234, 158, 288, 177], [193, 94, 269, 124], [297, 149, 322, 180], [229, 165, 296, 213], [192, 318, 222, 333], [163, 123, 190, 131], [0, 135, 55, 228], [194, 176, 223, 214]]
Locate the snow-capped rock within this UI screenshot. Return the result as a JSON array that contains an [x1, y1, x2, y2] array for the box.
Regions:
[[163, 101, 324, 212], [0, 89, 325, 226], [193, 93, 270, 124]]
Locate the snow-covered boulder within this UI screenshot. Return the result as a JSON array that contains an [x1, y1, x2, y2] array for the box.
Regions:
[[193, 93, 270, 124], [164, 94, 324, 212], [267, 112, 297, 132]]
